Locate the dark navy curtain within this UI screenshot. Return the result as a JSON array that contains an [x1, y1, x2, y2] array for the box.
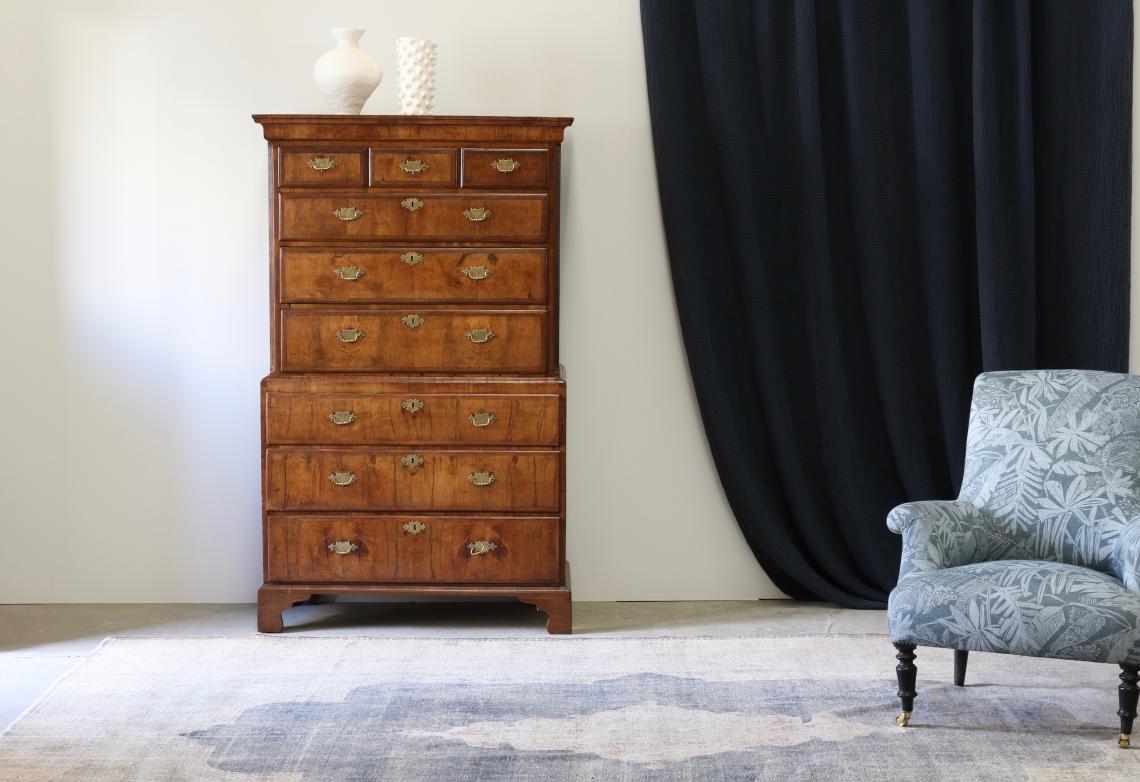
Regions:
[[640, 0, 1132, 607]]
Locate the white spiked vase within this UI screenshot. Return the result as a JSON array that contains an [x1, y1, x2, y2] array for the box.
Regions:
[[395, 37, 438, 115], [313, 28, 382, 115]]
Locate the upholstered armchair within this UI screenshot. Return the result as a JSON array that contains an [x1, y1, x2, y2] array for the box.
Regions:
[[887, 370, 1140, 747]]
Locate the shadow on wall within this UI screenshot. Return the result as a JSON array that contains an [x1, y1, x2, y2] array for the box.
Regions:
[[0, 2, 265, 602]]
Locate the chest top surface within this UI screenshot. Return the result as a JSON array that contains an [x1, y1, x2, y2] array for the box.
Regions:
[[253, 115, 574, 143]]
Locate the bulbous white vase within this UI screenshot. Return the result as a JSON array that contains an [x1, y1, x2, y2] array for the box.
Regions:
[[313, 28, 382, 115], [395, 37, 438, 115]]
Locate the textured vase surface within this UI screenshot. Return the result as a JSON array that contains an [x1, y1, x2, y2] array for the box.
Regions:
[[395, 37, 438, 115], [313, 28, 382, 115]]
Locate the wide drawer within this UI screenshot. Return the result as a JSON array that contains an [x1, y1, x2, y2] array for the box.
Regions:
[[279, 248, 546, 304], [265, 514, 561, 584], [280, 308, 546, 373], [265, 448, 561, 512], [279, 193, 547, 242], [265, 392, 561, 445]]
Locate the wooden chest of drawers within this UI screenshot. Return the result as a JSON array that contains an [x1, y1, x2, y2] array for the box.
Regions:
[[253, 116, 573, 633]]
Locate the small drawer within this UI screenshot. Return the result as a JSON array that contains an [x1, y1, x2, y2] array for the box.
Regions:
[[462, 149, 549, 189], [266, 514, 562, 584], [280, 149, 367, 186], [265, 448, 562, 513], [279, 193, 547, 242], [280, 308, 547, 373], [279, 248, 547, 304], [265, 392, 562, 446], [371, 149, 457, 186]]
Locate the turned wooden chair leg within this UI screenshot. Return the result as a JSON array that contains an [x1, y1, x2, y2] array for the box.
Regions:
[[954, 649, 969, 687], [1120, 664, 1139, 749], [893, 641, 917, 726]]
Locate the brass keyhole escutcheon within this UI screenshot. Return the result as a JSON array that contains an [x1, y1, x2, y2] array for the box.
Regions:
[[328, 410, 357, 426], [401, 454, 425, 470], [334, 265, 363, 281], [461, 265, 492, 281], [467, 411, 497, 428], [401, 197, 425, 212], [401, 314, 425, 329], [308, 155, 337, 171], [400, 251, 424, 266], [403, 521, 427, 535], [333, 206, 363, 221], [399, 159, 430, 175], [401, 399, 425, 414]]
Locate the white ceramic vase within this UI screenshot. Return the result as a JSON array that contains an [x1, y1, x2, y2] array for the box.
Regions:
[[313, 28, 382, 115], [395, 37, 438, 115]]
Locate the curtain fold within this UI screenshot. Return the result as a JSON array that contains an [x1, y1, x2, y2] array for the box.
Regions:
[[640, 0, 1132, 607]]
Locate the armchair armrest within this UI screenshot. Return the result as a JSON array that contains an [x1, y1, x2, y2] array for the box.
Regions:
[[1112, 518, 1140, 592], [888, 500, 1008, 582]]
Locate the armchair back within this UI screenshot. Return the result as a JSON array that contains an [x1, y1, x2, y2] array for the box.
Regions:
[[959, 370, 1140, 572]]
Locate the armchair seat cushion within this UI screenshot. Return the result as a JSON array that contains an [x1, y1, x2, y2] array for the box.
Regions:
[[889, 560, 1140, 665]]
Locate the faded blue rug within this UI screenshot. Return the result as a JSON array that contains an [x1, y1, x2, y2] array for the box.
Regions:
[[0, 635, 1136, 780]]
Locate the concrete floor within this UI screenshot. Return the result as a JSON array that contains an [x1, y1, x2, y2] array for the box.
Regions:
[[0, 600, 887, 730]]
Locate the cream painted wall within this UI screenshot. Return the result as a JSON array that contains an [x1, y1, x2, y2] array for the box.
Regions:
[[0, 1, 779, 602]]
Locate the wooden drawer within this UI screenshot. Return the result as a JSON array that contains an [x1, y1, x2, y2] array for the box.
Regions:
[[279, 248, 546, 304], [280, 149, 367, 186], [280, 308, 546, 373], [266, 514, 561, 584], [265, 448, 561, 512], [462, 149, 549, 189], [279, 193, 547, 242], [265, 392, 561, 446], [371, 149, 457, 186]]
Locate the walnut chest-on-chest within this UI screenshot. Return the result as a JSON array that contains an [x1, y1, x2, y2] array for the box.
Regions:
[[253, 115, 573, 633]]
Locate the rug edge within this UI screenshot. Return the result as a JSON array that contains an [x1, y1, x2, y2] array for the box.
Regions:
[[0, 637, 119, 739]]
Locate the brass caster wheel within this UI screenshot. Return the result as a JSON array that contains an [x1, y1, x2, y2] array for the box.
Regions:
[[1120, 733, 1131, 749], [896, 711, 911, 727]]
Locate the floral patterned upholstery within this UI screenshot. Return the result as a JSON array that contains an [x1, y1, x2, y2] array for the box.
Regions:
[[890, 560, 1140, 665], [888, 370, 1140, 664]]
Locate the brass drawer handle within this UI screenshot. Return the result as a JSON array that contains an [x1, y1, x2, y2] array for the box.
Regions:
[[334, 206, 363, 222], [329, 471, 357, 487], [403, 521, 427, 535], [465, 328, 495, 344], [335, 327, 365, 343], [401, 454, 425, 469], [467, 411, 497, 428], [334, 265, 364, 281], [491, 158, 521, 174], [401, 251, 424, 266], [466, 539, 498, 556], [328, 410, 357, 426], [463, 206, 491, 222], [401, 398, 424, 414], [468, 470, 496, 487], [461, 265, 492, 281], [327, 540, 358, 555], [401, 313, 425, 329], [401, 197, 425, 212], [399, 159, 430, 175], [308, 155, 337, 171]]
